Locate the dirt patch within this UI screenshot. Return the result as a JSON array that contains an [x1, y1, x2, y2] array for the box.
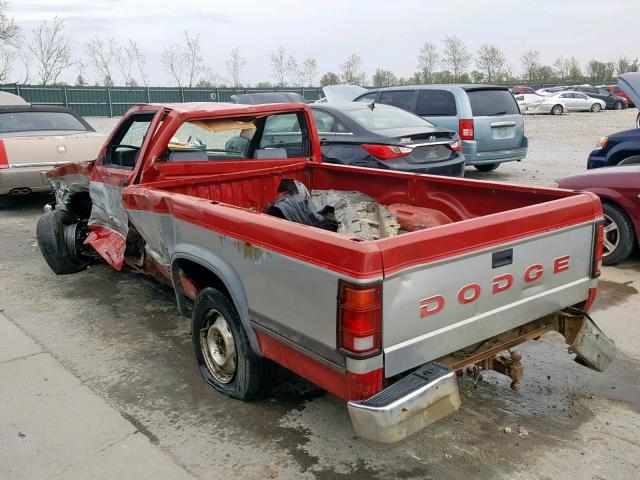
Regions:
[[593, 279, 638, 310]]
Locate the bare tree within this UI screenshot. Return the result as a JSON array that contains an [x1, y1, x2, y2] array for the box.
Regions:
[[114, 43, 134, 86], [28, 17, 73, 84], [196, 67, 221, 88], [162, 44, 185, 87], [86, 36, 117, 86], [0, 46, 14, 82], [0, 1, 18, 46], [75, 60, 88, 86], [302, 57, 318, 87], [287, 56, 306, 87], [568, 57, 582, 82], [553, 55, 571, 81], [270, 46, 288, 87], [441, 36, 471, 82], [520, 49, 541, 83], [184, 32, 204, 88], [15, 40, 31, 83], [417, 42, 438, 83], [476, 44, 507, 83], [339, 53, 366, 85], [127, 40, 148, 86], [372, 68, 397, 87], [225, 47, 245, 88]]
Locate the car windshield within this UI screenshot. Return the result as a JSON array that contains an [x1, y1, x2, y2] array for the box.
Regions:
[[344, 105, 432, 131], [0, 111, 88, 134]]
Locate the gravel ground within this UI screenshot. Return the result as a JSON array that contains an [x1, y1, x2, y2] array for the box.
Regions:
[[1, 108, 638, 479]]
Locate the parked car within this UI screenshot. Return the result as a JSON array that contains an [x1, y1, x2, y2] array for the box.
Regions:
[[587, 128, 640, 169], [558, 166, 640, 264], [510, 86, 537, 95], [353, 85, 528, 172], [535, 86, 568, 96], [515, 94, 568, 115], [37, 101, 613, 443], [232, 92, 464, 177], [604, 84, 635, 107], [545, 91, 606, 112], [0, 104, 105, 197], [570, 86, 628, 110]]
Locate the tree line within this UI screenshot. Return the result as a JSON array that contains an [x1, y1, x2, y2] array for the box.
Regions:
[[0, 3, 637, 89]]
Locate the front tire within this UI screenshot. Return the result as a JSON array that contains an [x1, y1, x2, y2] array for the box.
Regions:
[[591, 103, 602, 112], [614, 101, 623, 110], [602, 202, 635, 265], [192, 287, 268, 400], [551, 104, 563, 115], [36, 210, 90, 275], [474, 163, 499, 172]]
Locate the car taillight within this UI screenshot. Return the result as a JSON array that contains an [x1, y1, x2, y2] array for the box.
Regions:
[[362, 144, 413, 160], [0, 140, 8, 169], [592, 221, 604, 278], [459, 119, 474, 141], [448, 139, 462, 152], [338, 281, 382, 358]]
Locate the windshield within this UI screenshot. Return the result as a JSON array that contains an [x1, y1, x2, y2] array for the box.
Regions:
[[0, 111, 89, 134], [467, 89, 520, 116], [345, 105, 432, 131]]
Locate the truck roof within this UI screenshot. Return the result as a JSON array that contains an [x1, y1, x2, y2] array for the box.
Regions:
[[144, 101, 310, 118]]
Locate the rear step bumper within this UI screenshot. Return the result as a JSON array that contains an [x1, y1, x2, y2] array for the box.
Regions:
[[347, 363, 460, 443]]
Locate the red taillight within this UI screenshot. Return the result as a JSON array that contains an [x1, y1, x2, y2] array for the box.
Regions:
[[584, 287, 598, 312], [0, 140, 8, 169], [338, 281, 382, 358], [448, 139, 462, 152], [592, 221, 604, 278], [362, 144, 413, 160], [459, 119, 474, 141]]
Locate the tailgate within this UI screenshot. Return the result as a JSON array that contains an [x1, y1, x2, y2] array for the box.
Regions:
[[380, 205, 599, 377], [466, 88, 523, 152]]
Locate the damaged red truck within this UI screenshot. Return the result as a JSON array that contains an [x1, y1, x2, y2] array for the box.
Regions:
[[37, 102, 615, 443]]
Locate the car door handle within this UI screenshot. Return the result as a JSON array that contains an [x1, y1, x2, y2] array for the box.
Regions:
[[319, 138, 328, 146]]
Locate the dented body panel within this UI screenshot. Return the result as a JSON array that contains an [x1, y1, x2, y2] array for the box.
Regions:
[[43, 101, 613, 443]]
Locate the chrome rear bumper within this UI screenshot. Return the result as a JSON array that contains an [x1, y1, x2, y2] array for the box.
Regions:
[[347, 363, 460, 443]]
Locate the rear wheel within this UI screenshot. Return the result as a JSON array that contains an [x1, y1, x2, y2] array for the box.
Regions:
[[551, 104, 563, 115], [602, 202, 635, 265], [614, 101, 624, 110], [192, 287, 268, 400], [36, 210, 90, 275], [591, 103, 602, 112], [474, 163, 499, 172]]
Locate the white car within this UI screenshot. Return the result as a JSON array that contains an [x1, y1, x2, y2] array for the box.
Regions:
[[546, 91, 606, 113], [516, 94, 568, 115]]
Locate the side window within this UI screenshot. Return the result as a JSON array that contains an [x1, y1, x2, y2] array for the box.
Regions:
[[559, 93, 570, 98], [104, 112, 156, 169], [258, 113, 308, 158], [378, 90, 416, 112], [355, 92, 377, 103], [515, 95, 524, 101], [312, 110, 351, 134], [416, 90, 457, 116]]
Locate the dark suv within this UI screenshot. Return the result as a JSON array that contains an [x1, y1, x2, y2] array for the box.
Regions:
[[572, 86, 628, 110]]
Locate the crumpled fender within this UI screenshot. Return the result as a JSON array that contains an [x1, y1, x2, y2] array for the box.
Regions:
[[47, 161, 94, 207]]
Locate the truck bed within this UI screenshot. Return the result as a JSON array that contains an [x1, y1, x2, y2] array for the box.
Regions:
[[123, 161, 602, 382]]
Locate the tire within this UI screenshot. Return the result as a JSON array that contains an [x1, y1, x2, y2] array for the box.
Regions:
[[601, 202, 635, 265], [474, 163, 500, 172], [311, 190, 400, 240], [636, 112, 640, 128], [618, 155, 640, 166], [36, 210, 89, 275], [192, 287, 268, 400], [551, 104, 563, 115], [613, 101, 623, 110], [591, 103, 602, 112]]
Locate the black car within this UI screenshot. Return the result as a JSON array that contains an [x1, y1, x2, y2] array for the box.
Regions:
[[231, 93, 465, 177], [571, 86, 628, 110]]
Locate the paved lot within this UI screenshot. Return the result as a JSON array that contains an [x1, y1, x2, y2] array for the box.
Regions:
[[1, 109, 639, 479]]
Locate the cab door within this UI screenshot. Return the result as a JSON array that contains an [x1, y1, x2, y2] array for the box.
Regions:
[[86, 107, 164, 269]]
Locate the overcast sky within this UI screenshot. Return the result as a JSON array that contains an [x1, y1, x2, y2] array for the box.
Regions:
[[10, 0, 640, 86]]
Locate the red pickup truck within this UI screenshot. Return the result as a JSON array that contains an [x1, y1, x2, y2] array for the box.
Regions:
[[37, 102, 615, 443]]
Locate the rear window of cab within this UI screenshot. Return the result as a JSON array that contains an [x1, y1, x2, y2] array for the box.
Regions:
[[467, 89, 520, 116]]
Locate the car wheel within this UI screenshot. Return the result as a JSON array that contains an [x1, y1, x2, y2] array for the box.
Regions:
[[618, 155, 640, 165], [474, 163, 499, 172], [613, 101, 623, 110], [36, 210, 90, 275], [192, 287, 269, 400], [551, 104, 563, 115], [602, 202, 635, 265], [636, 112, 640, 128], [591, 103, 602, 112]]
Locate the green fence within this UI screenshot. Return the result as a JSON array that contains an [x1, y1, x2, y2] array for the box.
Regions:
[[0, 84, 325, 117]]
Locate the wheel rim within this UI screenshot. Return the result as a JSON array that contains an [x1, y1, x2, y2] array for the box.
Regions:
[[200, 309, 236, 384], [602, 214, 620, 257], [593, 104, 601, 112], [552, 106, 561, 115], [615, 102, 622, 110]]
